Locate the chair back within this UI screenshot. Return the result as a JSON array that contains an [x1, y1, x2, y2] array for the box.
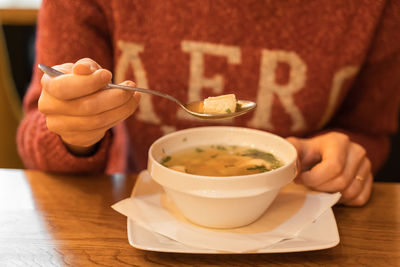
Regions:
[[0, 24, 24, 168]]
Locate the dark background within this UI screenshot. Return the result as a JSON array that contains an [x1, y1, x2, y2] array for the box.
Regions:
[[3, 25, 399, 181]]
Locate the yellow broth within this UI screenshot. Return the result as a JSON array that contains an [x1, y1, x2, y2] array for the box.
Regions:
[[161, 145, 283, 176]]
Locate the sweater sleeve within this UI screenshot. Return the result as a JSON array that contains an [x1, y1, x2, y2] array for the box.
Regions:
[[327, 0, 400, 174], [17, 0, 118, 174]]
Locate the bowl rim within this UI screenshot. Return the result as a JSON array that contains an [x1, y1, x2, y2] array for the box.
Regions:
[[148, 126, 298, 181]]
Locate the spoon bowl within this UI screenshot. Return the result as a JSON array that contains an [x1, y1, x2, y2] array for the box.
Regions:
[[38, 64, 256, 119]]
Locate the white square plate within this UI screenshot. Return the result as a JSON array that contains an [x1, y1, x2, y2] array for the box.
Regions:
[[126, 172, 340, 254]]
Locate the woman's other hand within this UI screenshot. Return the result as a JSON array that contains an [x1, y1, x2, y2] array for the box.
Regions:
[[287, 132, 373, 206]]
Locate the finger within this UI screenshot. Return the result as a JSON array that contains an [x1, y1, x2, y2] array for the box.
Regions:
[[299, 134, 350, 187], [40, 64, 72, 98], [39, 81, 136, 116], [312, 143, 366, 192], [46, 92, 140, 133], [339, 157, 371, 202], [72, 58, 102, 75], [45, 68, 112, 100], [286, 137, 304, 184], [52, 63, 74, 74], [40, 63, 74, 90], [286, 137, 321, 172], [293, 157, 302, 184], [342, 172, 373, 206], [286, 137, 304, 162]]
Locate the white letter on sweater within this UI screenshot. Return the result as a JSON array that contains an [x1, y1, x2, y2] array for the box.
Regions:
[[116, 41, 160, 124], [248, 49, 307, 132], [317, 66, 359, 129]]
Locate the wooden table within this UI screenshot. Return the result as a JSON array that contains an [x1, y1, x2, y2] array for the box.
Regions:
[[0, 169, 399, 266]]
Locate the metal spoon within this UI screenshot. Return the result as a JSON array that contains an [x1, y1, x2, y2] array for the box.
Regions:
[[38, 64, 256, 119]]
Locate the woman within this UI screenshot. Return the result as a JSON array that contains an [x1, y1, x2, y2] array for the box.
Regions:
[[18, 0, 400, 206]]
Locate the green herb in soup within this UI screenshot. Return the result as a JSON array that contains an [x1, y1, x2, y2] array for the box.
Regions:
[[161, 145, 283, 176], [160, 156, 171, 165]]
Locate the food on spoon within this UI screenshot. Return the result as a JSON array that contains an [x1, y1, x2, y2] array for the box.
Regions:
[[161, 145, 283, 176], [203, 94, 237, 114]]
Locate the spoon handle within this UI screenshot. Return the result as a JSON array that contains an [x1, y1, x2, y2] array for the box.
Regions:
[[37, 64, 182, 105], [105, 83, 180, 104]]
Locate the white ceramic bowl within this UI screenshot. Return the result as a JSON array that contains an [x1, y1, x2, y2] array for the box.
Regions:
[[147, 126, 298, 228]]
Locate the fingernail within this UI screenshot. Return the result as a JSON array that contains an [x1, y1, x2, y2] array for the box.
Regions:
[[101, 71, 111, 82], [89, 64, 97, 72]]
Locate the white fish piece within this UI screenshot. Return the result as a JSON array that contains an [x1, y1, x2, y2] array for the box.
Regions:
[[203, 94, 237, 114], [238, 158, 272, 170]]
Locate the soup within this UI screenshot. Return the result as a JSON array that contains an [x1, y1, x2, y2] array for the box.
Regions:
[[160, 145, 283, 176]]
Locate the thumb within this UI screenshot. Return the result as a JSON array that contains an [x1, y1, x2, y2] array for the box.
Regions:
[[287, 137, 304, 183], [286, 136, 304, 159], [72, 58, 102, 75]]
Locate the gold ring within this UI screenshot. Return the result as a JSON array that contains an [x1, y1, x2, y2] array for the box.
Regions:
[[355, 175, 364, 181]]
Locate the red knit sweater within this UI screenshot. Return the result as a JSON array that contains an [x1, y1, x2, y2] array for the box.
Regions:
[[18, 0, 400, 175]]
